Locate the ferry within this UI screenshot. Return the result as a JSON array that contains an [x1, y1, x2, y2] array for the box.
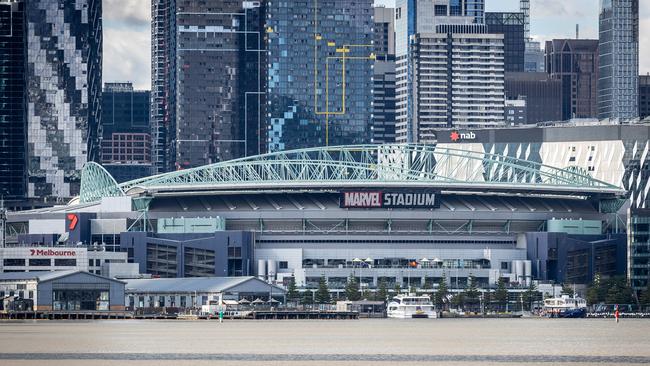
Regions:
[[387, 294, 437, 319], [543, 295, 587, 318]]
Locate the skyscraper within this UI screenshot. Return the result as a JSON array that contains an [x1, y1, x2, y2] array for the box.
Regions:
[[485, 12, 525, 73], [26, 0, 102, 199], [505, 72, 562, 124], [101, 83, 152, 183], [0, 0, 26, 200], [598, 0, 639, 120], [373, 6, 396, 144], [640, 74, 650, 120], [266, 0, 373, 152], [546, 39, 599, 120], [395, 0, 502, 142], [151, 0, 266, 171]]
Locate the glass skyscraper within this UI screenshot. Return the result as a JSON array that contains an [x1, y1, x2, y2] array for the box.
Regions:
[[0, 0, 26, 199], [266, 0, 373, 152], [598, 0, 639, 120], [26, 0, 102, 199]]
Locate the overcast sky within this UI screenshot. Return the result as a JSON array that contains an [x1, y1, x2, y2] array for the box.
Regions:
[[103, 0, 650, 90]]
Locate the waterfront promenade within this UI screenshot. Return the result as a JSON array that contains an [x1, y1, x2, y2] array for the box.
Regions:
[[0, 318, 648, 365]]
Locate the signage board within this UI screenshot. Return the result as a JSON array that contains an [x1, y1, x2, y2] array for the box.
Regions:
[[340, 191, 439, 209]]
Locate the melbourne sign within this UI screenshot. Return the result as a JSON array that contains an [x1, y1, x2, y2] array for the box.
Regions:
[[30, 249, 77, 257], [340, 191, 438, 209]]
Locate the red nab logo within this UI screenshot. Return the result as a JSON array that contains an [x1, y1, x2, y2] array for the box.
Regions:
[[450, 131, 460, 142], [66, 214, 79, 231]]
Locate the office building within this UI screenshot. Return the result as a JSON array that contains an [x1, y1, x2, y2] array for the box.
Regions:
[[404, 26, 504, 142], [505, 72, 562, 124], [0, 0, 26, 200], [485, 12, 525, 72], [639, 74, 650, 120], [26, 0, 102, 200], [546, 39, 599, 120], [598, 0, 639, 120], [101, 83, 152, 182], [266, 0, 373, 152], [373, 7, 396, 144], [151, 0, 266, 171], [504, 99, 526, 125], [524, 41, 544, 73], [628, 208, 650, 293]]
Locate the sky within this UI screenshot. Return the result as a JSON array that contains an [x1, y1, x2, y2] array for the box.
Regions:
[[104, 0, 650, 90]]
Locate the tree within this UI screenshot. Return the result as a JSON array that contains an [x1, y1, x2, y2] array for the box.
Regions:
[[483, 288, 492, 313], [301, 290, 314, 305], [345, 275, 361, 301], [451, 292, 465, 310], [522, 281, 539, 311], [394, 283, 402, 296], [434, 277, 448, 310], [561, 283, 575, 297], [286, 277, 299, 304], [376, 279, 389, 302], [494, 277, 508, 312], [314, 276, 332, 304], [640, 287, 650, 308], [463, 275, 480, 311], [604, 277, 634, 305]]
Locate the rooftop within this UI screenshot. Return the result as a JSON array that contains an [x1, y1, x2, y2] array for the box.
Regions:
[[124, 276, 285, 294]]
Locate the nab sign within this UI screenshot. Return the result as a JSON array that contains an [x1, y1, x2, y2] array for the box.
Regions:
[[450, 130, 476, 142], [340, 191, 438, 209]]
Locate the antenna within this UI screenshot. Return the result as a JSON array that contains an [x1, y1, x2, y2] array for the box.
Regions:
[[576, 24, 579, 39]]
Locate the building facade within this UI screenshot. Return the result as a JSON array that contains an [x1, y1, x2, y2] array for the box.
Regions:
[[598, 0, 639, 120], [373, 7, 396, 144], [266, 0, 373, 152], [101, 83, 151, 182], [26, 0, 102, 199], [545, 39, 599, 121], [505, 72, 562, 124], [0, 0, 26, 200], [151, 0, 266, 171], [639, 74, 650, 120], [485, 12, 525, 73], [405, 26, 504, 142], [628, 208, 650, 293]]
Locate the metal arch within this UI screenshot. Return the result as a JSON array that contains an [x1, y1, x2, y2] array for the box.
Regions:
[[114, 144, 622, 196], [79, 162, 125, 203]]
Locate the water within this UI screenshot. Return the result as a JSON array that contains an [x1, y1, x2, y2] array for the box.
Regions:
[[0, 318, 648, 365]]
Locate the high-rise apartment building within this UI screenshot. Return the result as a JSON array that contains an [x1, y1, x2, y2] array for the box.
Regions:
[[598, 0, 639, 120], [546, 39, 599, 120], [0, 0, 26, 200], [640, 74, 650, 120], [373, 7, 396, 144], [405, 26, 505, 142], [505, 72, 562, 124], [26, 0, 102, 199], [151, 0, 266, 171], [395, 0, 495, 143], [101, 83, 152, 183], [266, 0, 373, 152], [485, 12, 525, 73]]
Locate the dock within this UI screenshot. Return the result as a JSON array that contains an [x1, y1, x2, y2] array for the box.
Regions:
[[251, 310, 358, 320], [0, 311, 134, 320]]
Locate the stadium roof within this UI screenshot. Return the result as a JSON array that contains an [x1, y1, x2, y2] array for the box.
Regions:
[[79, 144, 625, 204]]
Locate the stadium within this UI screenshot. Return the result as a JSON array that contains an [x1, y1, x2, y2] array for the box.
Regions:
[[6, 144, 628, 292]]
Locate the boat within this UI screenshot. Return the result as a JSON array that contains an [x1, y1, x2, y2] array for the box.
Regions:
[[387, 294, 437, 319], [543, 295, 587, 318]]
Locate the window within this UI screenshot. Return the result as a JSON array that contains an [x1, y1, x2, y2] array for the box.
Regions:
[[17, 284, 26, 290], [54, 259, 77, 267], [3, 259, 25, 266], [28, 291, 33, 299], [279, 261, 288, 269], [501, 262, 509, 270], [30, 259, 51, 267], [158, 296, 165, 307], [180, 296, 187, 308]]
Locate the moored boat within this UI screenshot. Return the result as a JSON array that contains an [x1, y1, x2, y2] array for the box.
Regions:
[[543, 295, 587, 318], [387, 294, 437, 319]]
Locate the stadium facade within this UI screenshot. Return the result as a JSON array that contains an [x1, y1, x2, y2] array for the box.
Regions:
[[4, 140, 629, 294]]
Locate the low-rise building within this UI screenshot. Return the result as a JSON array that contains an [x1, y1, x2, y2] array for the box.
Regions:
[[0, 270, 125, 311], [124, 276, 285, 311]]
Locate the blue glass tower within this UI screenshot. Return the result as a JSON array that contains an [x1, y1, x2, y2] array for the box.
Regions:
[[266, 0, 373, 152]]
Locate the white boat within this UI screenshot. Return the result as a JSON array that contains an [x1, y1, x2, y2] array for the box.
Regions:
[[543, 295, 587, 318], [387, 294, 437, 319]]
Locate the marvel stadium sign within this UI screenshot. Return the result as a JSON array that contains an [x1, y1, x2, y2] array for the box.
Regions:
[[340, 191, 438, 209]]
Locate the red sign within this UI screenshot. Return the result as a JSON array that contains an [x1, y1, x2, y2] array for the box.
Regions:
[[450, 131, 476, 142], [67, 213, 79, 230], [30, 249, 77, 257]]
